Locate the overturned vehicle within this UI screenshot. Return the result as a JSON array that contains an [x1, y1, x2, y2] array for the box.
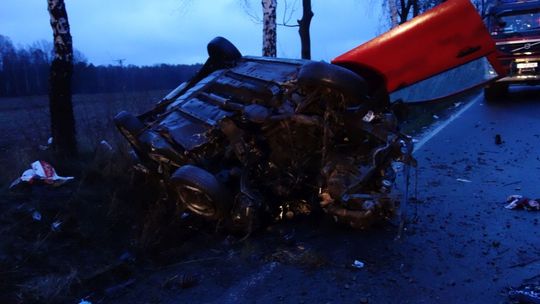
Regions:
[[115, 0, 503, 230]]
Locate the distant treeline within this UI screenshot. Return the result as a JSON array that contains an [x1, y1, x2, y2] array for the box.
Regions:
[[0, 34, 201, 97]]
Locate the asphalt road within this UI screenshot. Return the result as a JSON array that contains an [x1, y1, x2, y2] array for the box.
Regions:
[[114, 86, 540, 304]]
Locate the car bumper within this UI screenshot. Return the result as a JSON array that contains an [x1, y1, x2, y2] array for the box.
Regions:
[[496, 74, 540, 85]]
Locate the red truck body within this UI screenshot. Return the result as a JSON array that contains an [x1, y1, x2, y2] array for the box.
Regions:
[[332, 0, 505, 94]]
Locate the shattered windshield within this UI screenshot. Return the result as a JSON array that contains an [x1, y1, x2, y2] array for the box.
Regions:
[[495, 10, 540, 34]]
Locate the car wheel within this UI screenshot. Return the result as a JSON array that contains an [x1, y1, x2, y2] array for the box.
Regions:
[[298, 61, 368, 99], [170, 165, 231, 220], [207, 36, 242, 63], [484, 83, 508, 102]]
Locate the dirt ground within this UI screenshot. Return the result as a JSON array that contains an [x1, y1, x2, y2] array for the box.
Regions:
[[4, 88, 536, 303]]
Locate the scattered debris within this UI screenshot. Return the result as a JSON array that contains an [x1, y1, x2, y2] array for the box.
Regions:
[[99, 140, 113, 152], [51, 221, 62, 232], [352, 260, 365, 269], [509, 284, 540, 304], [362, 110, 376, 122], [10, 160, 74, 189], [78, 300, 92, 304], [456, 178, 472, 183], [433, 115, 440, 119], [39, 137, 54, 151], [453, 102, 463, 108], [32, 211, 42, 221], [268, 246, 326, 268], [505, 195, 540, 211], [94, 140, 115, 167], [95, 140, 114, 158], [495, 134, 503, 145]]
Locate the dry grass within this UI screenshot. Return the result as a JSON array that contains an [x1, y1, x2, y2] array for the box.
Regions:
[[0, 90, 166, 186], [0, 90, 169, 303]]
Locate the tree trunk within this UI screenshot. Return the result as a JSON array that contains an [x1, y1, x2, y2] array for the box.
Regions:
[[397, 0, 413, 24], [412, 0, 420, 17], [388, 0, 399, 28], [476, 0, 487, 17], [47, 0, 77, 156], [262, 0, 277, 57], [298, 0, 313, 59]]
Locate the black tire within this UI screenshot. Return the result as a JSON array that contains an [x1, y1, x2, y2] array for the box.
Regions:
[[484, 83, 508, 102], [170, 165, 231, 220], [207, 37, 242, 63], [298, 61, 368, 98]]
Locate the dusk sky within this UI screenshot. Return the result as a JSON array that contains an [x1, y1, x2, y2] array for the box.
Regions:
[[0, 0, 384, 66]]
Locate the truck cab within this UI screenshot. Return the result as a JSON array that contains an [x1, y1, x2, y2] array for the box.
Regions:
[[484, 0, 540, 100]]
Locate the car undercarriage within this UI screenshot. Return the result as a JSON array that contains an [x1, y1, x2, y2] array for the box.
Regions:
[[115, 37, 415, 231]]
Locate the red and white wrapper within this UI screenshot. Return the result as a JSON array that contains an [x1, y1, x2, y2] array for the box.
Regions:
[[10, 160, 74, 188]]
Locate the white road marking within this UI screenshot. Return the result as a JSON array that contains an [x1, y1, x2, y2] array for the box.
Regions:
[[413, 93, 482, 153]]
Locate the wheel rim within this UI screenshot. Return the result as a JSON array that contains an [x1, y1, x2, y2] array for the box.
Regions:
[[177, 184, 217, 218]]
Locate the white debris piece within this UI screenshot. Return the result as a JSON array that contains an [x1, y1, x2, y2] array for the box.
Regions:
[[99, 140, 113, 152], [32, 211, 42, 221], [352, 260, 365, 269], [10, 160, 74, 189], [51, 221, 62, 231], [39, 137, 54, 151], [362, 111, 375, 123]]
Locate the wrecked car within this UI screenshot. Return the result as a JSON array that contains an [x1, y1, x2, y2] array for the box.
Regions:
[[115, 0, 503, 231]]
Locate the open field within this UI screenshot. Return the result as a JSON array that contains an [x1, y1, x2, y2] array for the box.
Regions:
[[0, 90, 167, 185]]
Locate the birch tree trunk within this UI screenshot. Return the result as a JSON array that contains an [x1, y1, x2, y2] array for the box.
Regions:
[[388, 0, 399, 28], [412, 0, 420, 18], [298, 0, 313, 59], [262, 0, 277, 57], [47, 0, 77, 156]]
